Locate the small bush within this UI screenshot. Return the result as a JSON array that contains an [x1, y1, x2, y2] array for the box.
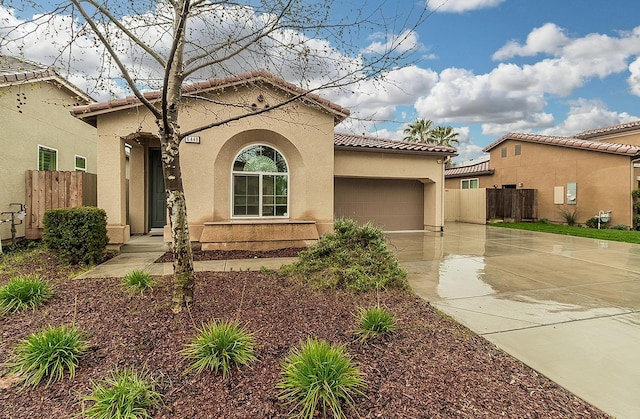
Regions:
[[82, 367, 164, 419], [609, 224, 629, 231], [559, 207, 578, 226], [5, 325, 89, 387], [0, 275, 52, 314], [281, 218, 407, 291], [632, 189, 640, 199], [537, 218, 551, 224], [182, 319, 256, 377], [43, 207, 108, 265], [278, 338, 365, 419], [585, 217, 599, 229], [354, 306, 397, 341], [122, 270, 155, 293]]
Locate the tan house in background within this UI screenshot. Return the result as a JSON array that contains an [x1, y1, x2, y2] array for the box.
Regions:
[[445, 121, 640, 227], [0, 56, 96, 242], [73, 71, 456, 250]]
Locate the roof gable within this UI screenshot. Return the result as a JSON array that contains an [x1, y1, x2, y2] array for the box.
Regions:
[[334, 133, 457, 156], [0, 55, 93, 104], [483, 132, 640, 157], [73, 70, 349, 125]]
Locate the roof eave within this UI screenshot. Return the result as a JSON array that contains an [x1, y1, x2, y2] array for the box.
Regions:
[[334, 144, 458, 157]]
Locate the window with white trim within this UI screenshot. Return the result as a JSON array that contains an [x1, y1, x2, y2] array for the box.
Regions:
[[38, 145, 57, 171], [461, 178, 479, 189], [232, 145, 288, 217], [75, 155, 87, 172]]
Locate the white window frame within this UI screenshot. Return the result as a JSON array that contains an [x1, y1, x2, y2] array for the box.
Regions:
[[231, 144, 290, 218], [75, 155, 87, 172], [38, 145, 58, 171], [461, 178, 479, 189]]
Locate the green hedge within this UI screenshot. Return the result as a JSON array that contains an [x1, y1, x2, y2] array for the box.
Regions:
[[43, 207, 108, 265]]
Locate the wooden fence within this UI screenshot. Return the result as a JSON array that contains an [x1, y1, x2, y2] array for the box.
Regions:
[[25, 170, 97, 239], [486, 188, 537, 222]]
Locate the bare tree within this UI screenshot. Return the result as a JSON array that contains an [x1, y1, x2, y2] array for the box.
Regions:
[[0, 0, 429, 312]]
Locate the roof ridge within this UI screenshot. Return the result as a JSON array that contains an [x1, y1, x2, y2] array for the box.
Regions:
[[483, 132, 640, 156]]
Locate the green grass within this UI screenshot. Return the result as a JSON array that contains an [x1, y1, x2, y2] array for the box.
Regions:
[[0, 245, 46, 275], [353, 306, 397, 342], [181, 319, 257, 377], [277, 338, 366, 419], [82, 367, 164, 419], [121, 270, 155, 294], [491, 222, 640, 244], [0, 275, 52, 314], [5, 325, 89, 387]]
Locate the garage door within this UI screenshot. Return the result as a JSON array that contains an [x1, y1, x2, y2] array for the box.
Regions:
[[334, 178, 424, 231]]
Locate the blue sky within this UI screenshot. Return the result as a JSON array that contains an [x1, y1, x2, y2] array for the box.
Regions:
[[2, 0, 639, 162]]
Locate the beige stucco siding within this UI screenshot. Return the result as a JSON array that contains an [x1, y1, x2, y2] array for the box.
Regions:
[[0, 81, 96, 241], [445, 175, 494, 190], [93, 84, 336, 242], [489, 141, 633, 225]]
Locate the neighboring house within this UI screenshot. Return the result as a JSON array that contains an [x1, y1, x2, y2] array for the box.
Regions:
[[0, 55, 96, 242], [444, 156, 494, 190], [73, 71, 456, 249], [445, 121, 640, 226]]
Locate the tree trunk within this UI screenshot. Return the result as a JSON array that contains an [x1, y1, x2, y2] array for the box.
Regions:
[[161, 134, 195, 313]]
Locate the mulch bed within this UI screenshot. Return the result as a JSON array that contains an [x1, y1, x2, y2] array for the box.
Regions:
[[155, 244, 304, 262], [0, 249, 609, 418]]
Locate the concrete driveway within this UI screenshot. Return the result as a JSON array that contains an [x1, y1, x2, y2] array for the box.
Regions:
[[388, 223, 640, 419]]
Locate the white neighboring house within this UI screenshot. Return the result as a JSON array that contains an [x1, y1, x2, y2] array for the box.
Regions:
[[0, 55, 96, 243]]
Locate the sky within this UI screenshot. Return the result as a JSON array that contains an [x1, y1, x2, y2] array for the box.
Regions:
[[2, 0, 640, 163]]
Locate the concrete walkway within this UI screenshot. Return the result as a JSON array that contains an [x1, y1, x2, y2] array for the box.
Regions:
[[75, 235, 296, 279], [387, 223, 640, 419]]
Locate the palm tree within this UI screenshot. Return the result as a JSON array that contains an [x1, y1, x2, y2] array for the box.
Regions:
[[403, 118, 434, 143], [429, 126, 459, 147]]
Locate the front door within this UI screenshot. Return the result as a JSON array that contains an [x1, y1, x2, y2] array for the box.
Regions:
[[149, 148, 167, 229]]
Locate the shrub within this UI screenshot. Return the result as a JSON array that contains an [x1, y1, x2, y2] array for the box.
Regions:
[[278, 338, 365, 419], [0, 275, 52, 314], [122, 270, 155, 294], [585, 217, 599, 229], [182, 319, 256, 377], [559, 207, 578, 226], [609, 224, 629, 231], [537, 218, 551, 224], [82, 367, 164, 419], [5, 325, 89, 387], [281, 218, 407, 291], [632, 189, 640, 199], [43, 206, 108, 265], [353, 306, 397, 342]]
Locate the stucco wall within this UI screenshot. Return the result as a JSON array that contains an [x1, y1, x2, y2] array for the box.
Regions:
[[444, 174, 494, 190], [489, 141, 633, 226], [93, 84, 336, 242], [0, 81, 96, 242]]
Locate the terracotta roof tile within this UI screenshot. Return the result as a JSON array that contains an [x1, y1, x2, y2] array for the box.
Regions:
[[445, 160, 493, 178], [483, 132, 640, 156], [334, 133, 457, 155], [575, 120, 640, 139], [73, 70, 350, 123]]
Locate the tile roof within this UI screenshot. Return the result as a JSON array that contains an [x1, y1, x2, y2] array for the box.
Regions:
[[483, 132, 640, 156], [0, 55, 93, 103], [445, 159, 493, 178], [0, 55, 57, 84], [574, 120, 640, 139], [334, 133, 457, 155], [73, 70, 350, 124]]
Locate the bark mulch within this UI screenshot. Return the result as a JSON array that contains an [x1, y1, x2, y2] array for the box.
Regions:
[[0, 251, 609, 418], [155, 244, 304, 262]]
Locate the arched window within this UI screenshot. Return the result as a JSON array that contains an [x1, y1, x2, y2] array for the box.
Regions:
[[232, 145, 289, 217]]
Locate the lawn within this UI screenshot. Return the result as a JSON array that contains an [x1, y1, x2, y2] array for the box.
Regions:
[[0, 245, 610, 418], [491, 222, 640, 244]]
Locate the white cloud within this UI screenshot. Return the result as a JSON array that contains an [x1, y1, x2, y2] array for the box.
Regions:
[[426, 0, 506, 13], [362, 30, 421, 54], [492, 23, 569, 60], [628, 57, 640, 95]]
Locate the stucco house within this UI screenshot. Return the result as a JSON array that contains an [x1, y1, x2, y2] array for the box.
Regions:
[[73, 71, 456, 250], [0, 55, 96, 242], [445, 121, 640, 227]]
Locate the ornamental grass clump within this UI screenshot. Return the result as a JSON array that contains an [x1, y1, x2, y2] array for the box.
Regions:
[[121, 270, 155, 294], [281, 218, 407, 291], [5, 325, 89, 387], [0, 275, 52, 314], [82, 367, 164, 419], [354, 305, 397, 342], [277, 338, 366, 419], [182, 319, 256, 377]]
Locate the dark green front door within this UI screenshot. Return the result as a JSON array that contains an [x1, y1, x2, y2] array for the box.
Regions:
[[149, 149, 167, 229]]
